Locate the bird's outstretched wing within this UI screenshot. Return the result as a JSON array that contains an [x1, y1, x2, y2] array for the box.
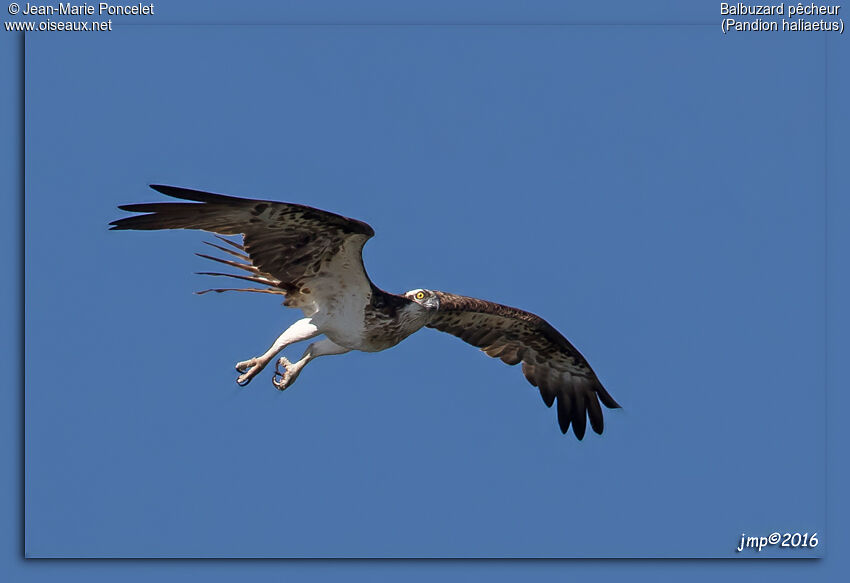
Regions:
[[426, 291, 619, 439], [109, 185, 376, 299]]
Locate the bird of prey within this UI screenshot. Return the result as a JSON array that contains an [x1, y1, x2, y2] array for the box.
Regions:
[[110, 185, 620, 439]]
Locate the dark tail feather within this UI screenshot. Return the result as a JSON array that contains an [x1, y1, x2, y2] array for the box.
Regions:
[[556, 391, 574, 436], [570, 389, 587, 440], [108, 203, 225, 231], [213, 234, 247, 252], [586, 393, 605, 435], [596, 382, 621, 409], [202, 239, 250, 261], [195, 252, 259, 274], [196, 287, 285, 296], [537, 377, 557, 408], [149, 184, 245, 204], [195, 271, 278, 287]]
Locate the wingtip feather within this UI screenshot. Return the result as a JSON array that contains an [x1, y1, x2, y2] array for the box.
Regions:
[[147, 184, 240, 203], [556, 392, 573, 435], [597, 384, 622, 409], [572, 391, 587, 440], [149, 183, 171, 194]]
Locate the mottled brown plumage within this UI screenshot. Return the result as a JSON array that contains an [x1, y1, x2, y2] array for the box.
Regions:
[[110, 185, 376, 300], [426, 291, 619, 439], [110, 185, 620, 440]]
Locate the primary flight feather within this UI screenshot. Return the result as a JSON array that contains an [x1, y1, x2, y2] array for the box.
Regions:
[[110, 185, 620, 439]]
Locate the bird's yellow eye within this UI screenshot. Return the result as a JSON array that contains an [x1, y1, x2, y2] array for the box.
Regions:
[[415, 291, 426, 300]]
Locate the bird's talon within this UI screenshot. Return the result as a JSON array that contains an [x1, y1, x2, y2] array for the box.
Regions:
[[272, 357, 295, 391], [235, 357, 258, 373], [275, 356, 292, 374], [236, 357, 264, 386]]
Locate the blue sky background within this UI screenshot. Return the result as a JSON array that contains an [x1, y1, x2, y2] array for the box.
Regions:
[[4, 0, 850, 580]]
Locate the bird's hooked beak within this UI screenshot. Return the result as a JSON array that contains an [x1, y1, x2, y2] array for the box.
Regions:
[[424, 294, 440, 311]]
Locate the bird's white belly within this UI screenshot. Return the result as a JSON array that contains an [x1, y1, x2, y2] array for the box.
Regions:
[[299, 289, 425, 353], [319, 307, 370, 350], [299, 279, 371, 350]]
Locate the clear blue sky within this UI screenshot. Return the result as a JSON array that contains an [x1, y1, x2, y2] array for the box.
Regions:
[[4, 0, 850, 580]]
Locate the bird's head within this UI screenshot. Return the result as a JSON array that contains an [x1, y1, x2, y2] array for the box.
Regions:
[[404, 288, 440, 311]]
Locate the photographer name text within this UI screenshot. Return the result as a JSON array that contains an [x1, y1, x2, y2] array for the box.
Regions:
[[18, 2, 153, 16]]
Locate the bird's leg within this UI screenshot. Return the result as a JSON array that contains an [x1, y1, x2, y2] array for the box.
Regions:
[[235, 318, 319, 386], [273, 338, 351, 391]]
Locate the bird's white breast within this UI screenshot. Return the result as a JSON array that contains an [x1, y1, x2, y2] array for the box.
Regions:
[[293, 242, 373, 349]]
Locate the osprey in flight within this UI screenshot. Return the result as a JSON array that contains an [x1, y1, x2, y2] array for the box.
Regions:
[[110, 185, 620, 439]]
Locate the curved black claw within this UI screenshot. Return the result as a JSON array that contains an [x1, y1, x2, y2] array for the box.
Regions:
[[272, 357, 294, 391]]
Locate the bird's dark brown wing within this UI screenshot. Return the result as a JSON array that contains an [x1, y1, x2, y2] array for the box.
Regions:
[[426, 291, 619, 439], [109, 185, 376, 298]]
